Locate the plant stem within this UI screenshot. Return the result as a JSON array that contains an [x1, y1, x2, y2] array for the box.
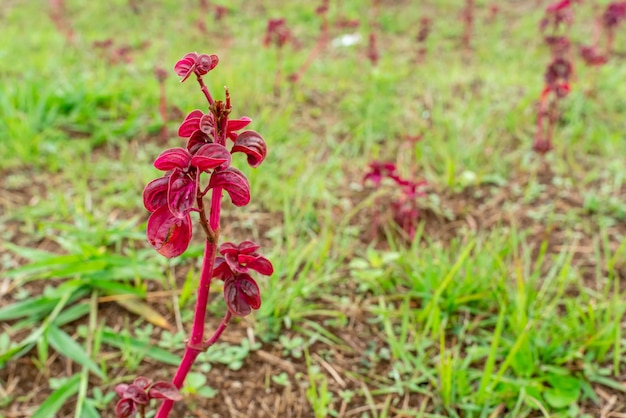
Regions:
[[196, 75, 215, 106], [290, 12, 328, 83], [155, 241, 214, 417]]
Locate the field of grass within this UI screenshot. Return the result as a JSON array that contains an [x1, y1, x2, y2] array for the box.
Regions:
[[1, 0, 626, 417]]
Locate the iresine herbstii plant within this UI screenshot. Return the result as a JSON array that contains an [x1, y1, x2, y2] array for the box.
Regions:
[[114, 52, 273, 418]]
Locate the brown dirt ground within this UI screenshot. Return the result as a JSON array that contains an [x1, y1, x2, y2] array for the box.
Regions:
[[1, 157, 625, 417]]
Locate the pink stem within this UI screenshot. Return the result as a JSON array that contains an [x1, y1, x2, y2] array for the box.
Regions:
[[202, 310, 233, 350], [196, 76, 214, 106], [290, 14, 329, 83], [155, 238, 215, 418]]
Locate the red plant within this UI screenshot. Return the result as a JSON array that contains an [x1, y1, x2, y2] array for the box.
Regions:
[[540, 0, 574, 35], [602, 2, 626, 55], [485, 4, 499, 23], [544, 35, 571, 59], [93, 39, 149, 65], [116, 52, 273, 418], [533, 0, 578, 154], [334, 17, 360, 29], [460, 0, 475, 53], [264, 18, 293, 94], [196, 1, 229, 34], [416, 17, 432, 63], [580, 45, 608, 66], [115, 377, 181, 418], [49, 0, 74, 43], [367, 33, 379, 66], [363, 161, 427, 240], [534, 58, 572, 154], [289, 0, 330, 83], [214, 5, 228, 21]]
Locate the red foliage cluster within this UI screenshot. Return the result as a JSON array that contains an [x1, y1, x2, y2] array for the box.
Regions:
[[263, 18, 292, 48], [363, 161, 427, 240], [540, 0, 575, 34], [367, 33, 379, 66], [115, 378, 181, 418], [460, 0, 475, 52], [93, 39, 149, 65], [534, 0, 579, 154], [416, 17, 432, 63], [600, 2, 626, 56], [289, 0, 331, 83], [49, 0, 74, 42]]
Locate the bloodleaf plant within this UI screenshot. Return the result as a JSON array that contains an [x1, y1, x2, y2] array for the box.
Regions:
[[115, 52, 273, 418], [363, 161, 427, 241]]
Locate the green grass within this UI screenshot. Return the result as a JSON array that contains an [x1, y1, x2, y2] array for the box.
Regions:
[[1, 0, 626, 417]]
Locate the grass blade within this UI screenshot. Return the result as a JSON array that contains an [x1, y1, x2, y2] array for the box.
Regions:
[[31, 374, 81, 418], [48, 326, 105, 379]]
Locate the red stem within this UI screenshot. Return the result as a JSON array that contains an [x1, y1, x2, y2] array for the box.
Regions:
[[290, 12, 329, 83], [196, 75, 215, 106]]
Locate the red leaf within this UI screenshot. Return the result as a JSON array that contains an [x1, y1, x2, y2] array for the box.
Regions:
[[190, 143, 231, 172], [178, 110, 203, 137], [213, 257, 234, 281], [154, 148, 191, 171], [133, 377, 152, 390], [199, 113, 216, 137], [186, 130, 213, 154], [114, 384, 129, 398], [208, 167, 250, 207], [243, 255, 274, 276], [195, 53, 219, 75], [227, 116, 252, 132], [115, 398, 137, 418], [174, 52, 198, 82], [218, 241, 239, 255], [143, 176, 169, 212], [224, 274, 261, 317], [225, 253, 246, 274], [123, 385, 149, 405], [148, 381, 183, 401], [226, 116, 252, 140], [237, 240, 260, 254], [147, 206, 193, 258], [231, 130, 267, 168], [167, 169, 197, 218]]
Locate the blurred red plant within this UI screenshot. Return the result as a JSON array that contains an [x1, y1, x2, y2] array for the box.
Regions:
[[460, 0, 475, 53], [289, 0, 330, 83], [416, 17, 432, 63], [363, 161, 427, 240], [534, 58, 572, 154], [264, 18, 293, 94], [93, 39, 149, 65], [49, 0, 74, 43], [540, 0, 576, 35], [533, 0, 578, 154], [602, 1, 626, 54], [367, 33, 379, 66]]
